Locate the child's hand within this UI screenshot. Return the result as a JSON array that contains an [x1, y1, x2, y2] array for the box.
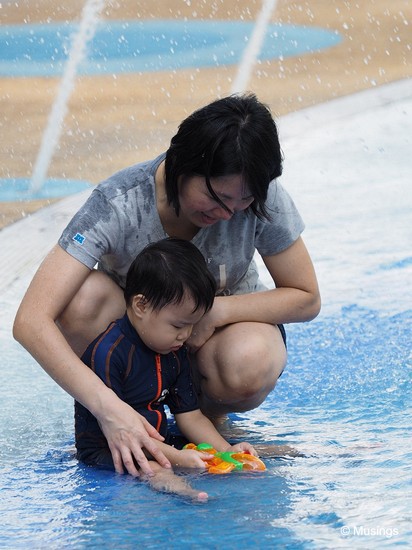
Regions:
[[225, 442, 257, 456], [172, 449, 211, 469]]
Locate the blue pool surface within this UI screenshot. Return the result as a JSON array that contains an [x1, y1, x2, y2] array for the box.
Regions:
[[1, 306, 410, 547], [0, 20, 341, 77], [0, 81, 411, 547], [0, 178, 91, 201]]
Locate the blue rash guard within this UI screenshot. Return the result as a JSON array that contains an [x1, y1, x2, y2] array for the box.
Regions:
[[75, 313, 199, 466]]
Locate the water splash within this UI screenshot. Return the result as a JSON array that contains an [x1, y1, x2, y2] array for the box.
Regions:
[[231, 0, 278, 93], [29, 0, 106, 195]]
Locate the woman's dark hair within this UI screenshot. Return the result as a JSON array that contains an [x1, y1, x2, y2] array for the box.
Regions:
[[124, 238, 216, 312], [165, 93, 283, 220]]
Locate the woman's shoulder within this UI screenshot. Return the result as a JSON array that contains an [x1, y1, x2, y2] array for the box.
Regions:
[[266, 179, 291, 202], [95, 153, 165, 201], [264, 179, 302, 219]]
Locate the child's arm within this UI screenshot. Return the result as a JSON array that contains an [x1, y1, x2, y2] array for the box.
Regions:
[[175, 409, 256, 455], [145, 437, 209, 469]]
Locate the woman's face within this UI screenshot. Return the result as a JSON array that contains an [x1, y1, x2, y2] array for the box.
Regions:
[[178, 174, 254, 227]]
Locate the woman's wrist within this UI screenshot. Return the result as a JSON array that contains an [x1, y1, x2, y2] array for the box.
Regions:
[[211, 296, 231, 328], [88, 380, 122, 420]]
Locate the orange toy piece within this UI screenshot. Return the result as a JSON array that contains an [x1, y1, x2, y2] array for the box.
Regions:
[[184, 442, 266, 474]]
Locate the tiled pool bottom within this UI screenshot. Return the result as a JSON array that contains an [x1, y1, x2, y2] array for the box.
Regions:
[[0, 306, 410, 547]]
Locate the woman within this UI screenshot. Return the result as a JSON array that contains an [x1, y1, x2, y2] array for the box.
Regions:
[[13, 93, 320, 477]]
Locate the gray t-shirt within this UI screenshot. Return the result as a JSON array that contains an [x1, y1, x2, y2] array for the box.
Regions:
[[59, 153, 304, 295]]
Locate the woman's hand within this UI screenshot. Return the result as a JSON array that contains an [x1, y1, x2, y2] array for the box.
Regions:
[[186, 301, 223, 351], [97, 399, 172, 477]]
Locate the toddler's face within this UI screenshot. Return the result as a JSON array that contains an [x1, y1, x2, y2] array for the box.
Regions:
[[133, 294, 205, 355]]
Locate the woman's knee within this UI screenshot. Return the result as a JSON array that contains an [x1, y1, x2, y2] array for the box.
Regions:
[[231, 325, 283, 373], [199, 323, 287, 401], [62, 271, 123, 321], [58, 271, 125, 352]]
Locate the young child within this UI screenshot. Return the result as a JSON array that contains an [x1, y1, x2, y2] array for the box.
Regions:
[[75, 238, 257, 500]]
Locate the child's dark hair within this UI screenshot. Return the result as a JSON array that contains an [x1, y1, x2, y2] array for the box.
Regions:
[[124, 238, 216, 313], [165, 93, 283, 220]]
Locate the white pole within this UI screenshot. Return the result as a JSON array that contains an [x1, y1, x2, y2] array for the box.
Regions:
[[30, 0, 106, 194], [231, 0, 278, 94]]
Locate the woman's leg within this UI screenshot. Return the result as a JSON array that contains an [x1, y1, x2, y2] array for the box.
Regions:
[[195, 322, 287, 417], [58, 270, 126, 356]]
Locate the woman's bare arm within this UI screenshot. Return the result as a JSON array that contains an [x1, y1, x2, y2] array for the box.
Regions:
[[13, 244, 171, 476], [187, 237, 321, 350]]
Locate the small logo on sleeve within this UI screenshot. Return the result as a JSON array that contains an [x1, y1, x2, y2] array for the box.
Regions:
[[73, 232, 86, 245]]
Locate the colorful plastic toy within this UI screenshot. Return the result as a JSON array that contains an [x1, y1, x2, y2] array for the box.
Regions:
[[184, 442, 266, 474]]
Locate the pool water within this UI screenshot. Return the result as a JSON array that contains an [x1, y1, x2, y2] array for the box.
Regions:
[[0, 81, 411, 547], [0, 307, 410, 548], [0, 20, 341, 77], [0, 178, 92, 202]]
